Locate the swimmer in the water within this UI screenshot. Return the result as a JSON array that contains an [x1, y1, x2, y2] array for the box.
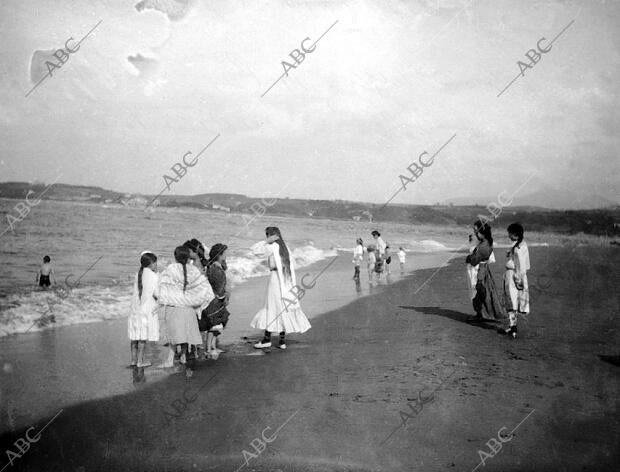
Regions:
[[36, 255, 55, 288]]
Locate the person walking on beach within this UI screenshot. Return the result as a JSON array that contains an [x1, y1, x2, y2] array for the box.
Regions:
[[35, 255, 55, 288], [502, 223, 530, 338], [251, 226, 311, 350], [465, 221, 506, 323], [200, 243, 231, 359], [129, 251, 159, 367], [159, 246, 213, 369], [352, 238, 364, 280]]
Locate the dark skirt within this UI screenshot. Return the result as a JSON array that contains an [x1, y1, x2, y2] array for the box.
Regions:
[[472, 264, 507, 321], [198, 298, 230, 332]]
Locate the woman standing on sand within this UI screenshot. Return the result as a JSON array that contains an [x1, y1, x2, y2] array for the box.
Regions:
[[251, 226, 311, 349], [465, 221, 506, 322], [158, 246, 213, 368]]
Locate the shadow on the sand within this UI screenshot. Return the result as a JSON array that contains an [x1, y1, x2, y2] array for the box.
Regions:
[[398, 305, 499, 330], [598, 355, 620, 367]]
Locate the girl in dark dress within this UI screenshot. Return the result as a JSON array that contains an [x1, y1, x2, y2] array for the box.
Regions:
[[465, 220, 507, 322], [201, 243, 231, 359]]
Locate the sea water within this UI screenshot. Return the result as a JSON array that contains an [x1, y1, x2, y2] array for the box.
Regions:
[[0, 198, 460, 337]]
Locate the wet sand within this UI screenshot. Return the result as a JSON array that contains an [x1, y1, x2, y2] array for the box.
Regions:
[[0, 251, 444, 432], [0, 246, 618, 471]]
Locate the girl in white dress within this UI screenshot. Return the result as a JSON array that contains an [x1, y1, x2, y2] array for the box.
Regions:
[[251, 226, 311, 349], [503, 223, 530, 338], [128, 251, 159, 367]]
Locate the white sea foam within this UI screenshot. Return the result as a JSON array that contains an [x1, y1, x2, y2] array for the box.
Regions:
[[334, 238, 452, 253], [0, 244, 337, 337]]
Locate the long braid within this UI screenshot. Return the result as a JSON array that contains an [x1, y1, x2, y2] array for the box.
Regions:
[[138, 266, 144, 299], [507, 222, 524, 251], [174, 246, 191, 292], [138, 252, 157, 300]]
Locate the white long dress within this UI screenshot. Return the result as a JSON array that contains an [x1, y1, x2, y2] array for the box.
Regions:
[[128, 268, 160, 341], [504, 241, 530, 313], [250, 242, 311, 334]]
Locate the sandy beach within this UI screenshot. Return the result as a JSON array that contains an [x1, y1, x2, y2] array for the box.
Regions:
[[1, 245, 618, 471]]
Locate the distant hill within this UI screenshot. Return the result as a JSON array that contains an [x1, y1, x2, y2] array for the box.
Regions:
[[444, 187, 619, 210], [1, 181, 619, 237]]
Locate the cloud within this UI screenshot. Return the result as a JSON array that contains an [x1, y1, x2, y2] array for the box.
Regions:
[[134, 0, 196, 21], [127, 53, 160, 77]]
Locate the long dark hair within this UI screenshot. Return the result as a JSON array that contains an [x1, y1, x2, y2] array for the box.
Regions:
[[138, 252, 157, 300], [507, 222, 524, 249], [174, 246, 190, 292], [266, 226, 291, 280], [183, 239, 208, 269], [474, 220, 493, 246], [208, 243, 228, 267]]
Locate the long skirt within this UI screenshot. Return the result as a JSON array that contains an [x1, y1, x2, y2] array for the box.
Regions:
[[160, 305, 203, 346], [472, 264, 507, 321], [504, 269, 530, 313], [199, 298, 230, 332], [250, 272, 311, 334]]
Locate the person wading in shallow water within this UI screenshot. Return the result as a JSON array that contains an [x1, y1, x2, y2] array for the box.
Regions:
[[372, 230, 387, 278], [352, 238, 364, 280], [251, 226, 311, 350]]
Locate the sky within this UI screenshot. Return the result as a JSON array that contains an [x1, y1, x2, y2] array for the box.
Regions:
[[0, 0, 619, 206]]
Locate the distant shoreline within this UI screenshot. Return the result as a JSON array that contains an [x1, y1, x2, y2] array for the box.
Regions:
[[1, 181, 620, 238], [1, 195, 618, 246]]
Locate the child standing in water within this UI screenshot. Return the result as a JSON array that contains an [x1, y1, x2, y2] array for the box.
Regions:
[[398, 247, 406, 272], [385, 245, 392, 275], [352, 238, 364, 280], [129, 252, 159, 367], [36, 255, 55, 288], [502, 223, 530, 338], [367, 246, 376, 283]]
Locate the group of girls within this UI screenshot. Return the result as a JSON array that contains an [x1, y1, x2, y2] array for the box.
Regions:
[[466, 220, 530, 338], [128, 238, 230, 368], [127, 226, 311, 368]]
